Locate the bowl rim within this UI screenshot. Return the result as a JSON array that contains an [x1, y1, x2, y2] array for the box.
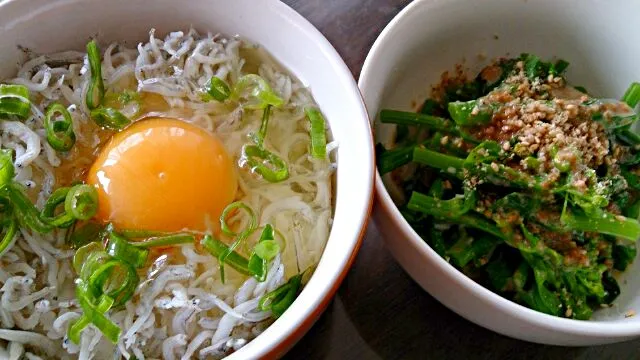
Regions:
[[0, 0, 376, 358], [358, 0, 640, 338]]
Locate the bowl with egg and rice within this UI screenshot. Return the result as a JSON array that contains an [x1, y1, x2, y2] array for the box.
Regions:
[[361, 0, 640, 347], [0, 0, 374, 359]]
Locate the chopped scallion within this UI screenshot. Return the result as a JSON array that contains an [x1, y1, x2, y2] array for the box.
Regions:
[[0, 84, 31, 119], [65, 184, 98, 221], [132, 233, 195, 248], [105, 231, 148, 268], [305, 107, 327, 159], [233, 74, 283, 109], [44, 103, 76, 152], [70, 282, 120, 344], [85, 40, 105, 110], [90, 107, 131, 130], [204, 76, 232, 102], [200, 234, 252, 276], [0, 149, 15, 188], [241, 144, 289, 182], [41, 187, 75, 227]]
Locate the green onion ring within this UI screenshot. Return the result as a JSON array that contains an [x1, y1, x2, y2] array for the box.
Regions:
[[73, 242, 103, 274], [70, 282, 120, 344], [219, 201, 257, 237], [68, 290, 115, 344], [0, 215, 18, 258], [85, 40, 105, 110], [131, 233, 195, 248], [90, 107, 131, 130], [205, 76, 232, 102], [105, 231, 148, 268], [4, 183, 53, 233], [0, 149, 15, 188], [64, 184, 98, 221], [87, 259, 139, 307], [41, 187, 75, 227], [241, 145, 289, 183], [304, 107, 328, 159], [44, 103, 76, 152], [0, 84, 31, 119], [80, 250, 112, 280], [233, 74, 284, 109]]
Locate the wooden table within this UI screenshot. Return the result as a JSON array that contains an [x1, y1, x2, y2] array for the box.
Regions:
[[281, 1, 640, 359]]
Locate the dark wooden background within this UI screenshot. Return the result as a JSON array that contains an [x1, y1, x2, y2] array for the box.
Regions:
[[282, 0, 640, 359]]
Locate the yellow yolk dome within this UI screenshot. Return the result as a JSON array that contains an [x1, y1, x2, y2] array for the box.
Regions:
[[87, 117, 237, 232]]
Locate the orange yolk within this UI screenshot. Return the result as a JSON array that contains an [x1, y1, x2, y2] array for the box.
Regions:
[[87, 117, 237, 233]]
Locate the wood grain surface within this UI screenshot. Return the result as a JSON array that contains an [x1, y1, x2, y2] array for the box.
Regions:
[[281, 1, 640, 359]]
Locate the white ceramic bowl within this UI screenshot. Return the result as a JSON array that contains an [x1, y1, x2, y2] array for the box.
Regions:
[[0, 0, 374, 358], [360, 0, 640, 346]]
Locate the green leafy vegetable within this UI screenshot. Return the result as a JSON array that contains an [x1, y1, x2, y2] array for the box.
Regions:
[[376, 54, 640, 319]]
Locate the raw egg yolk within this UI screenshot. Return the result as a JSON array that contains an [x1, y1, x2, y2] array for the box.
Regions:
[[87, 117, 237, 232]]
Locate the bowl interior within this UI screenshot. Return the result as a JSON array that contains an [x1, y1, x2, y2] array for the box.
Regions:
[[366, 0, 640, 323], [0, 0, 373, 357]]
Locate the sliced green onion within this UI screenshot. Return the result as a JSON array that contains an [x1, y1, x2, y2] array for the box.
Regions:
[[242, 145, 289, 182], [0, 216, 18, 258], [248, 224, 279, 282], [44, 103, 76, 152], [622, 82, 640, 108], [0, 149, 15, 188], [4, 183, 53, 233], [233, 74, 283, 109], [73, 242, 103, 273], [65, 184, 98, 221], [86, 40, 105, 110], [66, 222, 106, 249], [68, 289, 116, 344], [0, 84, 31, 119], [204, 77, 231, 102], [87, 259, 139, 307], [41, 187, 74, 227], [132, 233, 195, 248], [250, 105, 272, 147], [119, 229, 169, 238], [218, 202, 257, 281], [90, 107, 131, 130], [305, 107, 327, 159], [80, 250, 112, 280], [254, 240, 280, 261], [105, 231, 148, 268], [70, 282, 120, 344], [220, 201, 257, 237], [258, 273, 302, 317], [200, 234, 252, 276]]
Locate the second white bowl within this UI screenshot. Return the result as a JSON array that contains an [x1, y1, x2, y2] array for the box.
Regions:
[[360, 0, 640, 346]]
